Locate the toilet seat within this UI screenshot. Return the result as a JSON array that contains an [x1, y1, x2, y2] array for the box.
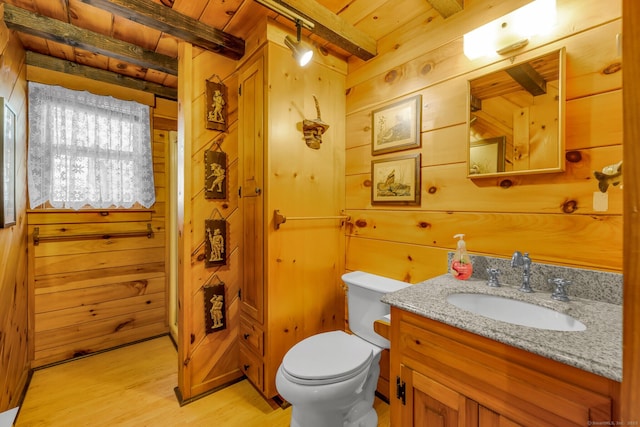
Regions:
[[281, 331, 376, 385]]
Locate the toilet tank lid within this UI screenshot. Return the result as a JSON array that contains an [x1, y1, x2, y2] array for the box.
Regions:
[[341, 271, 410, 293]]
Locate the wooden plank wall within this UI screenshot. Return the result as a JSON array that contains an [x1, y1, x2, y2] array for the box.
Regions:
[[345, 0, 623, 283], [28, 211, 167, 368], [176, 43, 243, 401], [0, 21, 29, 413], [622, 0, 640, 420], [260, 25, 348, 398], [26, 91, 174, 368]]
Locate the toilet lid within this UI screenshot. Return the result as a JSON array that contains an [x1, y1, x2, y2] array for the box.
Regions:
[[281, 331, 375, 385]]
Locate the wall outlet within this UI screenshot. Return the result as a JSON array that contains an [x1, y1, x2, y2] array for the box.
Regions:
[[593, 191, 609, 212]]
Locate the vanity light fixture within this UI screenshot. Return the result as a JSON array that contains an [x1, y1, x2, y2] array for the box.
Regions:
[[463, 0, 557, 60], [284, 20, 314, 67]]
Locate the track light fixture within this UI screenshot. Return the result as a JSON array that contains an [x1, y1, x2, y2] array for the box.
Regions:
[[284, 20, 313, 67], [254, 0, 314, 30]]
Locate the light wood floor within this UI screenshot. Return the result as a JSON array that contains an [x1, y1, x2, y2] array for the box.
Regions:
[[16, 336, 390, 426]]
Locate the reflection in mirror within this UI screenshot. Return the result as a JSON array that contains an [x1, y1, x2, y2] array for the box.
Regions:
[[467, 48, 565, 177]]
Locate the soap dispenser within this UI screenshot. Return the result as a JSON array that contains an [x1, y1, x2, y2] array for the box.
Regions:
[[450, 234, 473, 280]]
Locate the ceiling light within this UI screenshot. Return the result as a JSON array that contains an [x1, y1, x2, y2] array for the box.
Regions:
[[285, 20, 313, 67]]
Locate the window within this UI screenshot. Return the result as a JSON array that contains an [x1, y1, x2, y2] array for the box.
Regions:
[[27, 82, 155, 210]]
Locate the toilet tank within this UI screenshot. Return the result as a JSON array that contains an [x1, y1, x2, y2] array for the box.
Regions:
[[342, 271, 410, 348]]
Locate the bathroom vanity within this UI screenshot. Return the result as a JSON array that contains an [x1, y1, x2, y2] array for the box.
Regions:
[[383, 275, 621, 426]]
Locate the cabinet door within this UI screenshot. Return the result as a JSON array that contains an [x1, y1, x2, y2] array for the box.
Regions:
[[239, 54, 265, 324], [478, 406, 523, 427], [399, 364, 478, 427]]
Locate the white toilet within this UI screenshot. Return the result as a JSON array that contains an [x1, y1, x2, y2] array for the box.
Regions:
[[275, 271, 410, 427]]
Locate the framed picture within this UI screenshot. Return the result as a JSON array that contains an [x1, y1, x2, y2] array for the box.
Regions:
[[371, 154, 421, 205], [371, 95, 422, 155], [1, 98, 16, 228], [468, 136, 506, 175]]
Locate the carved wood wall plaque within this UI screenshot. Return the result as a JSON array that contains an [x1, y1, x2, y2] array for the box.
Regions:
[[205, 78, 227, 131], [204, 149, 227, 199], [203, 282, 226, 333], [204, 219, 226, 267]]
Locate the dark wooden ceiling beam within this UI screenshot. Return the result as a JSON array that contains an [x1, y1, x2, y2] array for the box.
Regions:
[[255, 0, 376, 60], [78, 0, 245, 60], [3, 4, 178, 75], [26, 51, 177, 100], [506, 63, 547, 96]]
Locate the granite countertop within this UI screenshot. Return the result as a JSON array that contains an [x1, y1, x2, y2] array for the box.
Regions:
[[382, 274, 622, 382]]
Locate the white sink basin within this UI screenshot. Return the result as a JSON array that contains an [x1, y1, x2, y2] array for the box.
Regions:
[[446, 293, 586, 332]]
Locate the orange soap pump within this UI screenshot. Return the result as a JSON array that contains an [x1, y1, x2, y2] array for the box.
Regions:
[[450, 234, 473, 280]]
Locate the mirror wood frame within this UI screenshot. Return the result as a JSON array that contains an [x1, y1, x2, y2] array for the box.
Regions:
[[466, 48, 566, 178]]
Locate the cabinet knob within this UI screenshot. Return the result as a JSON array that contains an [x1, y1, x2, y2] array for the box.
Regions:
[[243, 364, 250, 371], [243, 333, 250, 339], [255, 187, 261, 195]]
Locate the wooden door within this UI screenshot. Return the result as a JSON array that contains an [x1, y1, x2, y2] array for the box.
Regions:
[[239, 53, 265, 325]]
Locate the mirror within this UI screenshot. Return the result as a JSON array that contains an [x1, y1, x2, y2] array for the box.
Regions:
[[467, 48, 565, 177]]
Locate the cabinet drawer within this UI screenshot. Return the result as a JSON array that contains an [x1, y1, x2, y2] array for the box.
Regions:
[[240, 317, 264, 355], [240, 345, 264, 391]]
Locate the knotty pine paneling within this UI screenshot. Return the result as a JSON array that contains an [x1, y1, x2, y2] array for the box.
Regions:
[[35, 293, 165, 333], [28, 217, 167, 369], [35, 307, 165, 352], [33, 322, 168, 367], [347, 146, 623, 216], [345, 0, 623, 283], [346, 0, 534, 87], [177, 44, 244, 402], [26, 97, 175, 368], [0, 23, 29, 413], [33, 263, 165, 294], [35, 276, 166, 314], [622, 0, 640, 418]]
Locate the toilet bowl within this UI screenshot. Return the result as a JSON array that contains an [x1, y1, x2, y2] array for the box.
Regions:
[[275, 271, 410, 427], [276, 330, 381, 427]]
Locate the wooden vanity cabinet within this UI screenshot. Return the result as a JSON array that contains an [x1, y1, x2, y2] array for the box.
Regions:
[[390, 307, 620, 427]]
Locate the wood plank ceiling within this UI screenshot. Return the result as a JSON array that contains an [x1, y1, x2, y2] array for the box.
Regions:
[[0, 0, 460, 100]]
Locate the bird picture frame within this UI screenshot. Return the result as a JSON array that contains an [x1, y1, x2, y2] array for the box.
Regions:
[[371, 154, 421, 205], [371, 94, 422, 155]]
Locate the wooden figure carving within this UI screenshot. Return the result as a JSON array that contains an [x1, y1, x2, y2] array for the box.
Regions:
[[203, 283, 226, 333], [302, 95, 329, 149], [206, 79, 227, 131], [205, 150, 227, 199], [204, 219, 226, 267]]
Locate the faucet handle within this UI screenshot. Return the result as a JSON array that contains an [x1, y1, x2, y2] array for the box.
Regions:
[[549, 278, 571, 301], [486, 268, 501, 287]]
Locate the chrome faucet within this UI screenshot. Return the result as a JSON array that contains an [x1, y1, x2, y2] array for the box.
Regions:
[[550, 278, 572, 302], [511, 251, 533, 293], [486, 268, 501, 287]]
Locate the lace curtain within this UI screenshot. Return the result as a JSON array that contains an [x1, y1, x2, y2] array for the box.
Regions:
[[28, 82, 155, 209]]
